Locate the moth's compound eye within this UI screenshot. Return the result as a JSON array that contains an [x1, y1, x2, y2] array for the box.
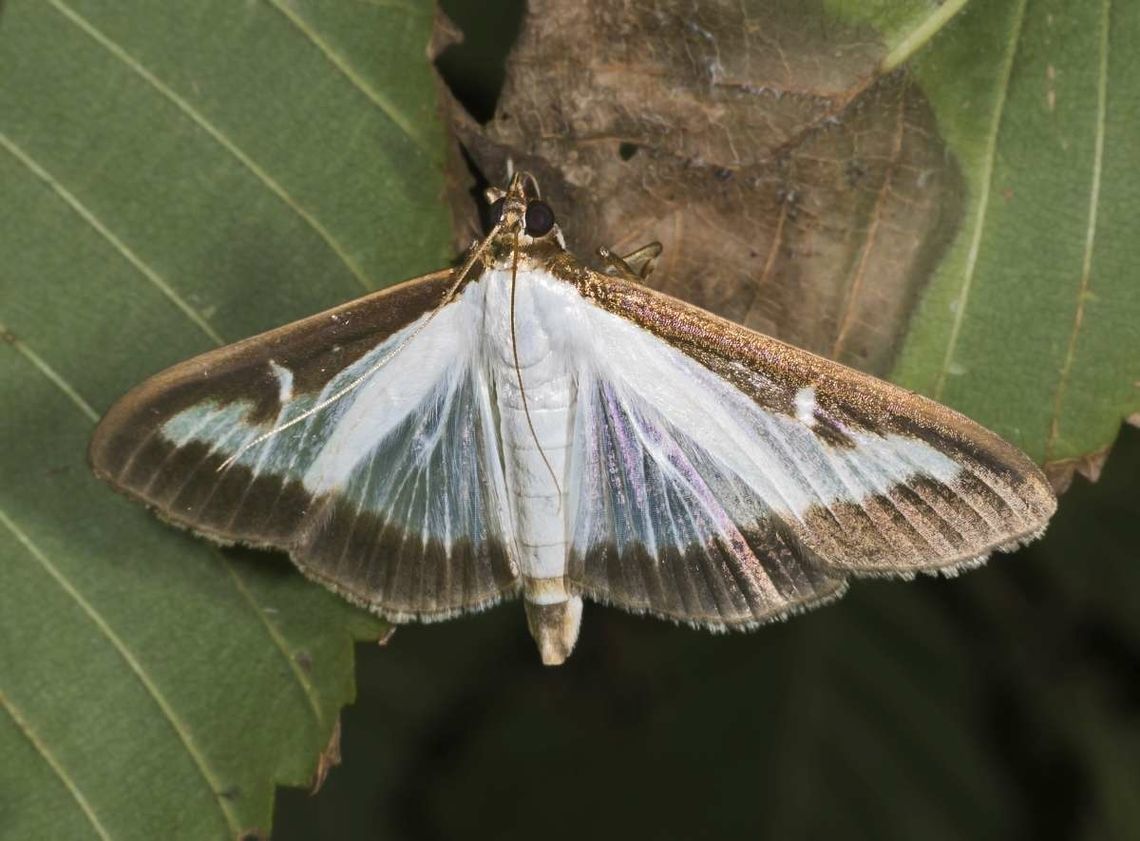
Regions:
[[524, 200, 555, 236], [484, 197, 506, 232]]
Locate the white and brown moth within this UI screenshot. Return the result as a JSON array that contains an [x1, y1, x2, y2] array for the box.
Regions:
[[91, 173, 1056, 665]]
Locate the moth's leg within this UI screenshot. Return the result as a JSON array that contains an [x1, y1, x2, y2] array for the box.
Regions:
[[621, 242, 662, 279], [598, 242, 662, 282]]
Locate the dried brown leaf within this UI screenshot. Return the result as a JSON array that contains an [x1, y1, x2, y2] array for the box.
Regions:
[[1045, 446, 1113, 495], [443, 0, 962, 375], [308, 717, 343, 795]]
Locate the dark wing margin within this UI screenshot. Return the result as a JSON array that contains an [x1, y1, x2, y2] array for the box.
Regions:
[[90, 269, 520, 620]]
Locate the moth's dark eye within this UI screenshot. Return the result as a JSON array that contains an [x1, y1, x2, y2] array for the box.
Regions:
[[484, 197, 506, 232], [524, 200, 555, 236]]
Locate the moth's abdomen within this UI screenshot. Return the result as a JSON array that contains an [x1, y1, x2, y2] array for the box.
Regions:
[[495, 351, 580, 663], [498, 369, 574, 576]]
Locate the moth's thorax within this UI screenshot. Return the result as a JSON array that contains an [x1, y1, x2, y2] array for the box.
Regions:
[[485, 228, 567, 271]]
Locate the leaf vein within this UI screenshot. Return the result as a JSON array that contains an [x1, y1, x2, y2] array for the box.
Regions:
[[262, 0, 431, 153], [831, 84, 908, 360], [881, 0, 972, 73], [741, 198, 789, 325], [6, 335, 330, 744], [0, 509, 242, 837], [1, 323, 99, 422], [1, 693, 114, 841], [934, 0, 1029, 399], [0, 132, 226, 347], [221, 561, 327, 726], [48, 0, 375, 293], [1046, 0, 1110, 459]]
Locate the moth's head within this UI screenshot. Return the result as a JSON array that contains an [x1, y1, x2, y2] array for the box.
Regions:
[[482, 172, 566, 263]]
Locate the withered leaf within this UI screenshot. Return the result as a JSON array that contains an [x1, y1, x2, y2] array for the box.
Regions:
[[443, 0, 962, 376]]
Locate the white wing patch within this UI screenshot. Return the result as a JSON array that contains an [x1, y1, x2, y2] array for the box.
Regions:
[[268, 359, 294, 404], [794, 386, 817, 427], [157, 284, 512, 552], [569, 299, 963, 524]]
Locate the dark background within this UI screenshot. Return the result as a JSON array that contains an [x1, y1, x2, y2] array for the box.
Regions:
[[276, 3, 1140, 837]]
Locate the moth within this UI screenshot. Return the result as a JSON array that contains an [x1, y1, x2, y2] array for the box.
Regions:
[[90, 173, 1056, 665]]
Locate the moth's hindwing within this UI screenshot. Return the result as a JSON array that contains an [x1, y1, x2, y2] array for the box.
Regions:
[[90, 269, 520, 620]]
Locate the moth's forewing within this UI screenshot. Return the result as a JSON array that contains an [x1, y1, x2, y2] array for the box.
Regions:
[[560, 260, 1056, 593], [90, 268, 519, 620]]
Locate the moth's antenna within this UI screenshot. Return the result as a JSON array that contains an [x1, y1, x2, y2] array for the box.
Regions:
[[517, 171, 541, 199], [218, 229, 499, 472], [509, 228, 562, 503]]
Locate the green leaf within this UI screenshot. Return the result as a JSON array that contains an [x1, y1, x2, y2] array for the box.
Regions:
[[0, 0, 449, 837], [7, 1, 1138, 838], [890, 0, 1140, 469]]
